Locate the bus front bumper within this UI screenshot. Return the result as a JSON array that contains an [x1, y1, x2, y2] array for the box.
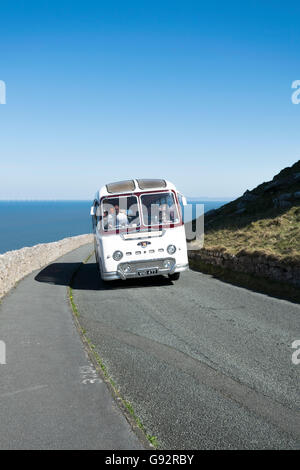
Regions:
[[102, 259, 189, 281]]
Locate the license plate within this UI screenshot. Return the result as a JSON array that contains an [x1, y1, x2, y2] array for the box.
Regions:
[[137, 268, 158, 277]]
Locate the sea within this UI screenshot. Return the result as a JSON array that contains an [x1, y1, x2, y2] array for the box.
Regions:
[[0, 200, 230, 254]]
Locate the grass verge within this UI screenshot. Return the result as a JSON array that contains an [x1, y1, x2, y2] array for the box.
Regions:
[[199, 202, 300, 261]]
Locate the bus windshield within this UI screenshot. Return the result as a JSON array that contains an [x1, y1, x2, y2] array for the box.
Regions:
[[101, 195, 140, 230], [140, 191, 180, 226]]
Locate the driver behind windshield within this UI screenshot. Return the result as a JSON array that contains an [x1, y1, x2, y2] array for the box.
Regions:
[[101, 197, 140, 230]]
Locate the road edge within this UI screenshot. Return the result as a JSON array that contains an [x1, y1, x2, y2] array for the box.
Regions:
[[188, 254, 300, 304], [67, 252, 157, 451]]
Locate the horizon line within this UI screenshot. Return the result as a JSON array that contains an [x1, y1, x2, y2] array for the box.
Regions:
[[0, 196, 235, 202]]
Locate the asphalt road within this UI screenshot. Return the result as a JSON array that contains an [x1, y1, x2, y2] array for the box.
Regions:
[[1, 243, 299, 449], [0, 244, 143, 450], [69, 246, 300, 449]]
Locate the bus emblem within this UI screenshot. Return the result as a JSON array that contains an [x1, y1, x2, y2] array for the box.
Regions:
[[138, 241, 151, 247]]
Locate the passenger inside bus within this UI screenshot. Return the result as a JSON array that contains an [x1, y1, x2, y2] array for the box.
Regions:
[[101, 196, 139, 230], [117, 209, 128, 227], [107, 206, 116, 229]]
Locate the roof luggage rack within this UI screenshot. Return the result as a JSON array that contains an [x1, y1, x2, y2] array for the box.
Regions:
[[136, 179, 167, 190], [106, 180, 136, 193]]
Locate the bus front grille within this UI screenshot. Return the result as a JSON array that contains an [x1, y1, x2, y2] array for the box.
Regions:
[[117, 258, 175, 278]]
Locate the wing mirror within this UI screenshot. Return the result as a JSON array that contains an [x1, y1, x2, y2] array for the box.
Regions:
[[90, 205, 102, 216]]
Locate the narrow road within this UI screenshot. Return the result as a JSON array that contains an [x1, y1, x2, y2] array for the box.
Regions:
[[1, 243, 299, 449], [70, 247, 300, 449], [0, 244, 143, 450]]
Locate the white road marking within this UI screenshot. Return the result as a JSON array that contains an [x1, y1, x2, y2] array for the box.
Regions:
[[79, 365, 102, 384], [0, 385, 48, 399]]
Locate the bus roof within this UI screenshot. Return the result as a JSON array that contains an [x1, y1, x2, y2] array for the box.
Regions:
[[98, 179, 177, 199]]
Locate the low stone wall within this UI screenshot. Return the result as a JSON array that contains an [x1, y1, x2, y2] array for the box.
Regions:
[[0, 234, 93, 300], [188, 248, 300, 288]]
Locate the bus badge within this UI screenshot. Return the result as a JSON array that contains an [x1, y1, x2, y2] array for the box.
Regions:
[[138, 241, 151, 247]]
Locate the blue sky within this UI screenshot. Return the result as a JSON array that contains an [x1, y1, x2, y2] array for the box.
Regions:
[[0, 0, 300, 199]]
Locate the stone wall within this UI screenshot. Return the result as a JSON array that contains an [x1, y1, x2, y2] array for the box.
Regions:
[[0, 234, 93, 300], [188, 248, 300, 288]]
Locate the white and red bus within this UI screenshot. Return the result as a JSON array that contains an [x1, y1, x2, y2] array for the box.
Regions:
[[91, 179, 189, 281]]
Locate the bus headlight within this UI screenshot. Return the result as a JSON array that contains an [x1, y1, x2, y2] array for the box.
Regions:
[[163, 259, 172, 269], [113, 250, 123, 261], [167, 244, 176, 255], [123, 264, 131, 273]]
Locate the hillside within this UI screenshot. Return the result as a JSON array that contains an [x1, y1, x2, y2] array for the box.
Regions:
[[189, 160, 300, 261]]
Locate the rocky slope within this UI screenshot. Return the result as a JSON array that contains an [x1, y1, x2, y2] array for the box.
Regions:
[[204, 160, 300, 228], [187, 161, 300, 294], [189, 160, 300, 258]]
